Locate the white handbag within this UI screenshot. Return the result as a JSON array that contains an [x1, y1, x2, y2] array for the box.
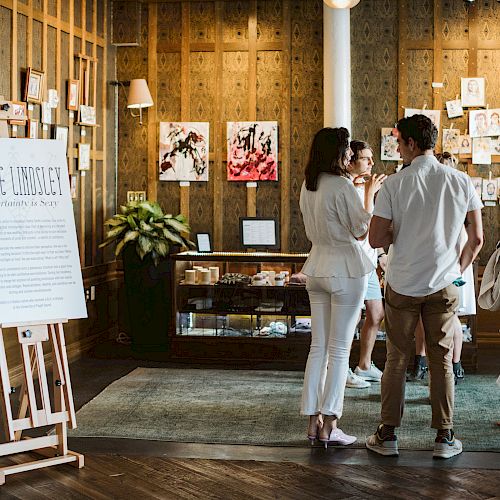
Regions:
[[478, 242, 500, 312]]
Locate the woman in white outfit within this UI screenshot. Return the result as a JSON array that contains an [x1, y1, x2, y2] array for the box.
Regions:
[[299, 127, 386, 447]]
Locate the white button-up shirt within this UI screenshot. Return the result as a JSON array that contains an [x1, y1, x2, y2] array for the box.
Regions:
[[300, 174, 374, 278], [355, 184, 378, 267], [373, 154, 483, 297]]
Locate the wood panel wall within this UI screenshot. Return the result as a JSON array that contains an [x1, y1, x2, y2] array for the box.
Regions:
[[0, 0, 118, 383], [116, 0, 323, 253], [396, 0, 500, 264], [116, 0, 498, 262]]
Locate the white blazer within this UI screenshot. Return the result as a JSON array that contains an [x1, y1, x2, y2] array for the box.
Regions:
[[299, 174, 374, 278]]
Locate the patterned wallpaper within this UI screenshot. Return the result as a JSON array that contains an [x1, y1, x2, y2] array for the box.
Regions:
[[115, 0, 499, 259], [350, 0, 399, 176], [289, 0, 323, 252]]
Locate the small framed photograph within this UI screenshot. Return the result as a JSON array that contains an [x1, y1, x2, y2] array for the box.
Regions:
[[78, 143, 91, 170], [9, 101, 27, 125], [461, 77, 485, 108], [41, 101, 52, 124], [48, 89, 59, 108], [196, 233, 212, 253], [53, 125, 69, 151], [28, 119, 39, 139], [67, 79, 80, 111], [79, 104, 96, 125], [24, 68, 44, 103]]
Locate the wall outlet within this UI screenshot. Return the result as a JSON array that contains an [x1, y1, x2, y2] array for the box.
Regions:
[[85, 288, 90, 301], [90, 285, 96, 301], [127, 190, 146, 203]]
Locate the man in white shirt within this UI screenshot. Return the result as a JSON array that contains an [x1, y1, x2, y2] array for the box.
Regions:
[[365, 114, 483, 459]]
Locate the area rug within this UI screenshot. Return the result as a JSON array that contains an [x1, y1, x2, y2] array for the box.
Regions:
[[69, 368, 500, 451]]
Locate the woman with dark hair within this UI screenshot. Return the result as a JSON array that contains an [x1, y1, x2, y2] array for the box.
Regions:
[[300, 127, 386, 447]]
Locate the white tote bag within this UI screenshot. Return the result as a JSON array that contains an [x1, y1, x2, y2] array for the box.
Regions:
[[478, 243, 500, 312]]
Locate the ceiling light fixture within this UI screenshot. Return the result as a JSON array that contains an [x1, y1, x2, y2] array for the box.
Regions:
[[323, 0, 361, 8]]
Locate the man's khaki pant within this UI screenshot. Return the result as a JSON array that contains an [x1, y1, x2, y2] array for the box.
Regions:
[[381, 284, 459, 430]]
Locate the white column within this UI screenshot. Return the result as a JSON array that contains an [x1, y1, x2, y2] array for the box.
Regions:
[[323, 5, 351, 131]]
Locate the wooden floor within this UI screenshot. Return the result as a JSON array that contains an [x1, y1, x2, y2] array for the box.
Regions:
[[0, 452, 500, 499], [0, 345, 499, 498]]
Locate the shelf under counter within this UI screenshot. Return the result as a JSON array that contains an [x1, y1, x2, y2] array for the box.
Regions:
[[173, 251, 309, 263], [178, 308, 310, 316]]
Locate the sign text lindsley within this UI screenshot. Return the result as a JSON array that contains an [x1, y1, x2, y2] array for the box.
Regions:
[[0, 166, 63, 196]]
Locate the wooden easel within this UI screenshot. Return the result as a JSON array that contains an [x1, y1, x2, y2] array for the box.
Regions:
[[0, 319, 84, 485]]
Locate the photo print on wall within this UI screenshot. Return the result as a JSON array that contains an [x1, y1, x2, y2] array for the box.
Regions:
[[446, 99, 464, 119], [227, 121, 278, 181], [404, 108, 441, 131], [159, 122, 209, 181], [482, 178, 498, 202], [442, 129, 460, 154], [380, 128, 400, 161], [41, 102, 52, 125], [469, 108, 500, 138], [490, 138, 500, 155], [24, 68, 44, 104], [471, 177, 483, 198], [9, 101, 27, 125], [461, 77, 485, 108], [48, 89, 59, 108], [459, 135, 472, 154], [472, 137, 492, 165]]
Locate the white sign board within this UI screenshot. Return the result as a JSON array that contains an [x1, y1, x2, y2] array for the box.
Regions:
[[0, 139, 87, 323]]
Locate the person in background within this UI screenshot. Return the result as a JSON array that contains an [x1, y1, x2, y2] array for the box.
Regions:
[[346, 140, 386, 389], [366, 115, 483, 459], [299, 127, 385, 448]]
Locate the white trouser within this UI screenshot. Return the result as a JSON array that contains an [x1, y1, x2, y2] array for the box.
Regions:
[[301, 274, 368, 418]]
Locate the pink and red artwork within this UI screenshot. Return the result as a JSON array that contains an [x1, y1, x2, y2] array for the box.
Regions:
[[227, 121, 278, 181]]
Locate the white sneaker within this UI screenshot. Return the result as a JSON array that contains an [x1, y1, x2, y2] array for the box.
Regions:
[[346, 368, 371, 388], [366, 425, 399, 456], [355, 362, 383, 382], [320, 427, 357, 448], [433, 432, 463, 459]]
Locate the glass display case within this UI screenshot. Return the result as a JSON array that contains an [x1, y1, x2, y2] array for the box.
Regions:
[[170, 251, 312, 366], [169, 252, 478, 370]]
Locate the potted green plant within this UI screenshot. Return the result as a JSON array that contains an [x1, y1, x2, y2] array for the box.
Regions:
[[100, 200, 194, 353]]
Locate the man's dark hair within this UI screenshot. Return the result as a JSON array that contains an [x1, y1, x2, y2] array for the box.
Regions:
[[350, 140, 372, 161], [304, 127, 350, 191], [396, 114, 438, 151]]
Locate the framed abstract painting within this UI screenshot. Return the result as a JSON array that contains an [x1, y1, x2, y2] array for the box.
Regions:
[[227, 121, 278, 181], [159, 122, 209, 181]]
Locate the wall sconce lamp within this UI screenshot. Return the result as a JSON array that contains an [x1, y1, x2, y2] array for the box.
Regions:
[[127, 79, 153, 125], [323, 0, 360, 7], [110, 78, 153, 125]]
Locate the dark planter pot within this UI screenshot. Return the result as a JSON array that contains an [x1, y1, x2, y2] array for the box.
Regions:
[[122, 244, 178, 353]]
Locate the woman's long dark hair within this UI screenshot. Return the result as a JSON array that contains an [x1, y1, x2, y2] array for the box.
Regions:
[[304, 127, 350, 191]]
